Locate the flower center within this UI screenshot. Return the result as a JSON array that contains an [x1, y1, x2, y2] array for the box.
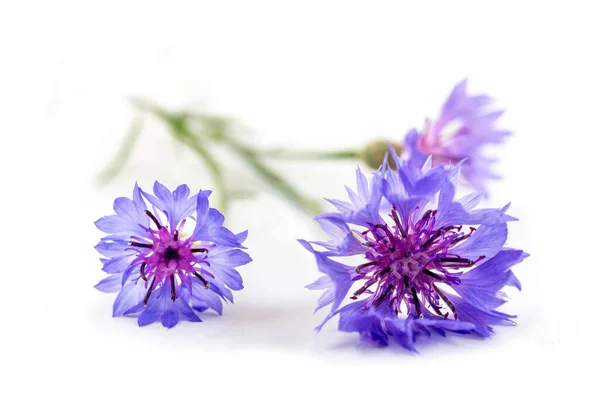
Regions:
[[128, 210, 211, 305], [352, 207, 484, 319], [164, 246, 180, 260]]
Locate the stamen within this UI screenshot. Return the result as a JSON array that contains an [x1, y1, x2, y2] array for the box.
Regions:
[[170, 275, 176, 302], [144, 210, 162, 229], [422, 269, 443, 280], [356, 261, 378, 272], [350, 280, 376, 300], [430, 303, 446, 317], [143, 277, 156, 306], [391, 209, 407, 238], [173, 230, 179, 241], [375, 267, 391, 278], [351, 205, 471, 320], [374, 284, 394, 307], [433, 284, 457, 320], [421, 209, 433, 220], [194, 272, 210, 289], [440, 264, 473, 269], [438, 257, 473, 265], [140, 262, 147, 281], [421, 229, 443, 249], [129, 241, 152, 249], [372, 224, 396, 249], [191, 248, 208, 253], [450, 234, 469, 246], [411, 286, 421, 316]]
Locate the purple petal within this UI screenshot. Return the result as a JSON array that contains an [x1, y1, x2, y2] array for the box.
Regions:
[[113, 281, 146, 317], [94, 274, 123, 293]]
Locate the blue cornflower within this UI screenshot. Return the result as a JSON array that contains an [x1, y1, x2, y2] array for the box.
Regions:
[[301, 146, 527, 351], [404, 79, 510, 191], [94, 182, 251, 328]]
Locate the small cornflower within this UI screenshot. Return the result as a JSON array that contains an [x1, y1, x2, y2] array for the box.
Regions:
[[301, 146, 526, 351], [94, 182, 251, 328], [403, 79, 510, 191]]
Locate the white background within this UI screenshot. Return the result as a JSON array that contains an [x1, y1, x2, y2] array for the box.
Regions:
[[1, 1, 598, 398]]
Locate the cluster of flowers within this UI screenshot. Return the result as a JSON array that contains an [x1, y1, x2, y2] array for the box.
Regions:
[[95, 80, 526, 351]]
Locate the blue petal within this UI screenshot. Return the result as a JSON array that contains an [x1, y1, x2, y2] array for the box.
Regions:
[[186, 282, 224, 315], [463, 249, 528, 281], [207, 247, 252, 268], [209, 283, 234, 303], [236, 230, 249, 244], [386, 318, 417, 352], [403, 129, 429, 168], [95, 215, 131, 234], [311, 216, 364, 256], [113, 196, 147, 227], [142, 182, 198, 229], [95, 239, 130, 258], [174, 297, 202, 322], [137, 284, 177, 328], [113, 281, 146, 317], [415, 315, 476, 333], [323, 167, 384, 227], [101, 255, 136, 274], [202, 246, 250, 291], [338, 300, 390, 347], [300, 240, 356, 330], [447, 293, 516, 337], [191, 191, 241, 246], [453, 250, 527, 311], [161, 309, 180, 328], [205, 264, 244, 291], [138, 308, 160, 327], [305, 275, 332, 290], [452, 223, 508, 259], [94, 274, 123, 293]]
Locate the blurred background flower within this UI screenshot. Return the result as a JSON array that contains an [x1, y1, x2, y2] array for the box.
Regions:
[[100, 80, 510, 215], [403, 79, 510, 191]]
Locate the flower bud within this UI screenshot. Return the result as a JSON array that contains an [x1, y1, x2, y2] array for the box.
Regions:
[[359, 140, 403, 170]]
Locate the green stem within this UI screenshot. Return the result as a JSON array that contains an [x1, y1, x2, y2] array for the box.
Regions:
[[223, 138, 322, 214], [177, 130, 229, 211], [131, 99, 230, 211], [97, 118, 143, 184], [260, 148, 360, 161]]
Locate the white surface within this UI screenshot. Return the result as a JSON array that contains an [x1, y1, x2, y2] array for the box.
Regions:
[[1, 1, 598, 398]]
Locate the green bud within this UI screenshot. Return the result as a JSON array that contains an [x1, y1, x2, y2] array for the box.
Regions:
[[359, 140, 403, 170]]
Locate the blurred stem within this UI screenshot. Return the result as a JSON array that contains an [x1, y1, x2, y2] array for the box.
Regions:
[[260, 148, 360, 161], [130, 98, 230, 211], [97, 118, 143, 184], [221, 136, 322, 215], [128, 98, 321, 214]]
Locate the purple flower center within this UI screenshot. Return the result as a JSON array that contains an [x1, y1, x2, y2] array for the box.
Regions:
[[128, 210, 211, 305], [352, 207, 484, 319]]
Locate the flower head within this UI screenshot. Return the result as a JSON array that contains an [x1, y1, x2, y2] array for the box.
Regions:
[[94, 182, 251, 328], [404, 79, 510, 191], [301, 146, 526, 351]]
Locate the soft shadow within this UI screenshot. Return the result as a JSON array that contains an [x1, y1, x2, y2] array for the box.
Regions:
[[87, 296, 318, 350], [320, 328, 491, 357], [219, 300, 319, 349]]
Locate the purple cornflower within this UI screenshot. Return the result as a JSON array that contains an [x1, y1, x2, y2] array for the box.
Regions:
[[403, 79, 510, 191], [94, 182, 251, 328], [301, 146, 526, 351]]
